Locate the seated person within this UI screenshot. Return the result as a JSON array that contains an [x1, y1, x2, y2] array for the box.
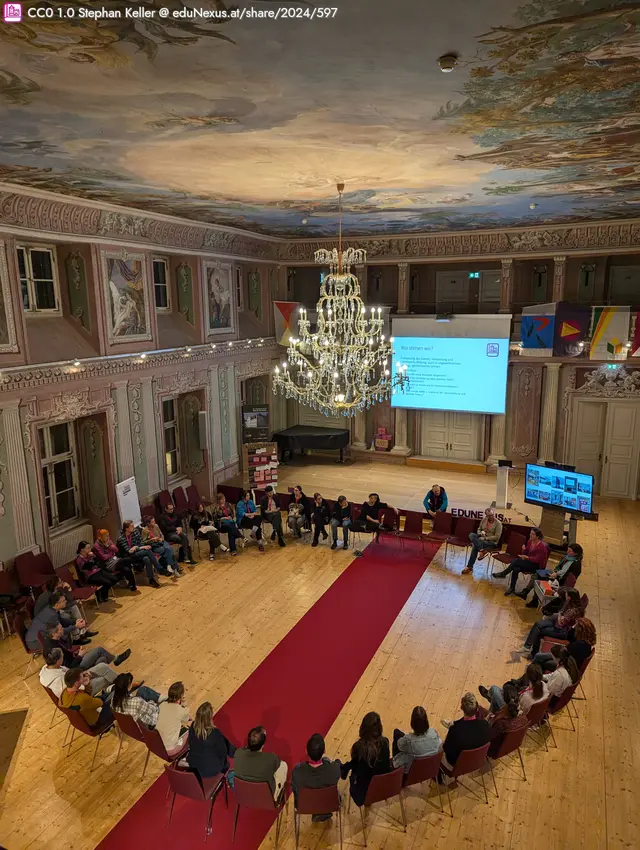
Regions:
[[186, 701, 236, 777], [43, 623, 130, 672], [234, 725, 288, 799], [543, 647, 580, 706], [158, 503, 197, 565], [156, 681, 191, 756], [111, 672, 163, 727], [518, 588, 584, 657], [39, 647, 118, 699], [75, 541, 121, 602], [235, 491, 265, 553], [291, 733, 341, 822], [26, 590, 94, 652], [533, 616, 596, 672], [190, 503, 224, 561], [34, 576, 87, 634], [59, 668, 115, 729], [331, 495, 352, 550], [287, 486, 310, 537], [392, 705, 442, 773], [340, 711, 391, 806], [93, 529, 137, 591], [142, 517, 183, 577], [494, 527, 549, 596], [423, 484, 448, 519], [462, 508, 503, 575], [516, 543, 583, 608], [352, 494, 399, 543], [441, 692, 491, 771], [478, 664, 549, 717], [212, 493, 244, 555], [116, 521, 162, 588], [485, 698, 530, 759], [311, 492, 331, 547], [260, 486, 286, 547]]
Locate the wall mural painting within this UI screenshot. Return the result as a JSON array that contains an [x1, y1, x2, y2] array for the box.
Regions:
[[102, 252, 152, 344], [0, 1, 638, 236], [203, 261, 234, 336]]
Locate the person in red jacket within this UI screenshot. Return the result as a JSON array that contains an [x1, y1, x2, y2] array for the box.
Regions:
[[494, 527, 549, 596]]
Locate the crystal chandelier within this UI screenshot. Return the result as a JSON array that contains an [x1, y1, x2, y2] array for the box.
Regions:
[[272, 183, 409, 417]]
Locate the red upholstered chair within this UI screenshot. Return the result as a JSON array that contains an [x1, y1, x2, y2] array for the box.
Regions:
[[59, 704, 114, 771], [0, 567, 28, 638], [424, 511, 453, 542], [279, 493, 290, 511], [56, 565, 98, 615], [525, 696, 553, 751], [187, 483, 213, 509], [113, 710, 146, 766], [42, 684, 72, 747], [217, 485, 242, 505], [16, 552, 55, 594], [378, 508, 400, 547], [158, 489, 173, 511], [563, 572, 577, 589], [487, 723, 528, 785], [402, 749, 444, 811], [172, 486, 190, 519], [539, 646, 594, 702], [13, 612, 42, 678], [399, 512, 426, 552], [546, 681, 581, 744], [350, 767, 406, 845], [232, 777, 288, 849], [165, 764, 226, 840], [444, 517, 476, 562], [294, 785, 342, 849], [490, 531, 527, 573], [141, 504, 157, 523], [139, 724, 188, 780], [440, 742, 491, 815]]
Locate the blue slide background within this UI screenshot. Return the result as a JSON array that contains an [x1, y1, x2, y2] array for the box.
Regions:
[[391, 337, 509, 414]]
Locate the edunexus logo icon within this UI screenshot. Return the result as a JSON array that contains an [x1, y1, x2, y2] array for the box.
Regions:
[[486, 342, 499, 357], [3, 3, 21, 21]]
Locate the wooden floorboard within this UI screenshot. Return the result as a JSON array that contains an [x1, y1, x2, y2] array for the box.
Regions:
[[0, 462, 637, 850]]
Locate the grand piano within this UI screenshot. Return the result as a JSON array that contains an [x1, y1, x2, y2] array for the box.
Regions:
[[273, 425, 350, 463]]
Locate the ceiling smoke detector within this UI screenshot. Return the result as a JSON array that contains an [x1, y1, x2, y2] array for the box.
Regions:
[[438, 53, 458, 73]]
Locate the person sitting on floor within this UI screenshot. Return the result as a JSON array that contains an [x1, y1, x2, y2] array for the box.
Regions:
[[190, 503, 224, 561], [158, 503, 197, 565], [43, 622, 130, 671], [26, 590, 94, 652], [59, 667, 114, 730], [533, 617, 596, 672], [494, 527, 549, 596], [39, 647, 119, 699], [93, 529, 137, 591], [392, 705, 442, 773], [212, 493, 244, 556], [331, 495, 352, 550], [33, 576, 88, 638], [479, 663, 549, 717], [311, 492, 331, 547], [260, 485, 286, 547], [111, 672, 163, 727], [235, 491, 265, 553], [291, 733, 342, 822], [340, 711, 391, 806], [518, 587, 584, 657], [234, 725, 288, 799], [287, 485, 310, 538], [516, 543, 583, 608], [352, 494, 399, 544], [142, 517, 183, 577], [116, 521, 162, 588], [186, 701, 236, 777], [156, 681, 191, 757], [441, 692, 492, 770], [75, 541, 121, 603], [462, 507, 503, 575], [423, 484, 448, 520]]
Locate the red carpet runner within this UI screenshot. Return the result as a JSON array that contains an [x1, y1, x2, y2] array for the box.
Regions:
[[98, 538, 438, 850]]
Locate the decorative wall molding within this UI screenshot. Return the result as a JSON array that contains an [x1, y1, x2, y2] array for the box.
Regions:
[[576, 365, 640, 398], [78, 418, 110, 518], [219, 366, 230, 437], [508, 364, 543, 463], [0, 240, 19, 353], [159, 368, 210, 396], [23, 388, 115, 452], [129, 383, 143, 467]]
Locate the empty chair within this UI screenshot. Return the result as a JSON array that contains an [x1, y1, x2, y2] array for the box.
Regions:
[[13, 613, 42, 678], [399, 512, 426, 552], [232, 777, 287, 849], [294, 785, 342, 850], [490, 532, 527, 573], [172, 486, 190, 519], [487, 724, 529, 786], [0, 567, 27, 639], [157, 489, 173, 511], [113, 710, 146, 765], [15, 552, 55, 595], [524, 696, 553, 751], [402, 749, 444, 811], [165, 764, 226, 840], [42, 684, 72, 747], [440, 742, 491, 815], [378, 508, 400, 547], [424, 512, 453, 542], [444, 517, 476, 562], [351, 766, 406, 846], [58, 704, 115, 772], [139, 725, 188, 780], [546, 681, 582, 744]]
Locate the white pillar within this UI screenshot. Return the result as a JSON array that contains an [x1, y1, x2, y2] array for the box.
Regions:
[[538, 363, 562, 464], [3, 401, 38, 553], [208, 365, 224, 472], [397, 262, 409, 314], [228, 365, 239, 464], [486, 415, 507, 466], [351, 409, 367, 450], [500, 258, 513, 313], [113, 380, 135, 482], [390, 408, 411, 455], [553, 255, 567, 302], [140, 377, 160, 495]]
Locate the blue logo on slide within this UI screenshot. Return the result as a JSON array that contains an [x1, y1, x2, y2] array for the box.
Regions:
[[486, 343, 499, 357]]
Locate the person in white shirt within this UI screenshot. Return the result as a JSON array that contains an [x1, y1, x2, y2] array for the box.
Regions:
[[543, 645, 580, 705], [39, 648, 117, 698], [155, 681, 191, 755]]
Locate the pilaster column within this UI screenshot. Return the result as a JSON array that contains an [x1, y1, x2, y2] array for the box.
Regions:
[[397, 262, 409, 314], [390, 408, 411, 456], [499, 258, 513, 313], [275, 265, 288, 301], [355, 264, 367, 300], [208, 365, 224, 471], [3, 402, 38, 553], [351, 409, 367, 450], [140, 377, 160, 495], [113, 380, 135, 482], [537, 363, 562, 464], [553, 256, 567, 302], [486, 415, 507, 466], [228, 364, 239, 464]]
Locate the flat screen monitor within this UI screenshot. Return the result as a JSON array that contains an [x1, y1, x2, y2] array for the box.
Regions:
[[524, 463, 594, 515]]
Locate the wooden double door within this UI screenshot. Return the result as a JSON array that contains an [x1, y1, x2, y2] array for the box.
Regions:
[[419, 410, 484, 462]]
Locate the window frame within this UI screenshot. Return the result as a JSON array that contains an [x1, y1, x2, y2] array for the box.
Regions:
[[153, 257, 171, 312], [17, 244, 62, 316], [162, 396, 182, 482], [235, 266, 244, 311], [38, 421, 80, 531]]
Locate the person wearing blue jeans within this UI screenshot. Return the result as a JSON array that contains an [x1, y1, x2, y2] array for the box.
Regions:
[[213, 493, 243, 555], [462, 508, 503, 575], [331, 495, 352, 550]]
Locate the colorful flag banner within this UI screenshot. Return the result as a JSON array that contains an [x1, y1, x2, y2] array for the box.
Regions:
[[521, 310, 555, 350], [553, 302, 590, 357], [590, 306, 630, 360], [273, 301, 299, 346]]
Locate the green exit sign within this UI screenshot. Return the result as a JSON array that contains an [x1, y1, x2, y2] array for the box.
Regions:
[[468, 272, 480, 279]]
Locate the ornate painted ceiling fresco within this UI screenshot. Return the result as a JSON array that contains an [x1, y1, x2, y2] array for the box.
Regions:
[[0, 0, 638, 236]]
